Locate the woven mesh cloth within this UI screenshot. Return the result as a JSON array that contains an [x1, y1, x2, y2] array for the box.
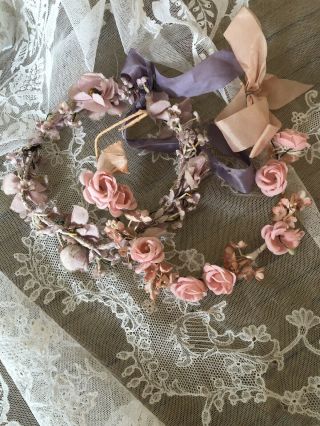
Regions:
[[0, 1, 320, 425]]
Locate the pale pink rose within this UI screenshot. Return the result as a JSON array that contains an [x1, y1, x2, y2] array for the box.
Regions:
[[202, 264, 236, 295], [80, 170, 118, 209], [255, 160, 288, 197], [69, 73, 125, 119], [130, 237, 164, 266], [273, 129, 310, 151], [108, 184, 137, 217], [60, 244, 89, 272], [170, 277, 207, 302], [261, 221, 305, 255]]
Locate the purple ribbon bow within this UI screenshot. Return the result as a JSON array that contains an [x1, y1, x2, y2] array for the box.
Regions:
[[121, 48, 243, 98], [121, 49, 255, 194]]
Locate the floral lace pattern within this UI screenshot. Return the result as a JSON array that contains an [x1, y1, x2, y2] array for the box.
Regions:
[[0, 273, 163, 426], [0, 0, 55, 153], [1, 1, 320, 425], [187, 0, 249, 39], [292, 90, 320, 164], [12, 228, 320, 424]]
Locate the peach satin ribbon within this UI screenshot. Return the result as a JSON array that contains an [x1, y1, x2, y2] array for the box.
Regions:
[[215, 7, 312, 158]]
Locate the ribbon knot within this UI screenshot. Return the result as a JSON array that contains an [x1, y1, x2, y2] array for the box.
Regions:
[[215, 7, 312, 158], [120, 47, 257, 193]]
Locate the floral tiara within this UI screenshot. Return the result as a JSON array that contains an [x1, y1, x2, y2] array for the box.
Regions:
[[1, 7, 313, 303]]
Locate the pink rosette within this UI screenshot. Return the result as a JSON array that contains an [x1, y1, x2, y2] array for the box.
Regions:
[[80, 170, 118, 209], [69, 73, 125, 119], [108, 184, 137, 217], [255, 160, 288, 197], [261, 221, 305, 255], [273, 129, 310, 151], [203, 264, 236, 295], [130, 237, 165, 268], [170, 277, 207, 302]]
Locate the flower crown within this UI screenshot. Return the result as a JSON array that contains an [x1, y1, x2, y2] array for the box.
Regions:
[[1, 7, 313, 303]]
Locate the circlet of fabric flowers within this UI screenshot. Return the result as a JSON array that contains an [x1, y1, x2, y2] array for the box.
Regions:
[[1, 7, 313, 303]]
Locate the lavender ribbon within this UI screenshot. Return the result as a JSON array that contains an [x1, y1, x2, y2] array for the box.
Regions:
[[126, 124, 254, 194], [121, 49, 255, 193], [205, 124, 254, 194], [121, 49, 243, 97]]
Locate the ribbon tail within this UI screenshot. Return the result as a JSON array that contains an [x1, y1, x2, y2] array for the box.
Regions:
[[154, 50, 243, 97], [121, 49, 243, 98], [223, 7, 267, 89], [262, 74, 313, 110], [205, 124, 255, 194]]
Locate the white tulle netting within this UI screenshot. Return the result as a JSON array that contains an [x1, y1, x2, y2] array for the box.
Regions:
[[0, 1, 320, 425]]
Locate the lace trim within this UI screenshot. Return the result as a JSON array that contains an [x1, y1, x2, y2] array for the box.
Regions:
[[0, 273, 163, 426], [12, 230, 320, 424]]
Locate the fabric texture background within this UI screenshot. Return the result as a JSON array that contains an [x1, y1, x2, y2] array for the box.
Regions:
[[0, 1, 320, 425]]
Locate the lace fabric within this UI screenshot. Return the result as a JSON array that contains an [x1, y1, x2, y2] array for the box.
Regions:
[[0, 273, 162, 426], [0, 1, 320, 425]]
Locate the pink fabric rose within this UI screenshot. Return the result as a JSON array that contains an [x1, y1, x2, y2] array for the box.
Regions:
[[80, 170, 118, 209], [261, 221, 305, 255], [170, 277, 207, 302], [255, 160, 288, 197], [273, 129, 310, 151], [108, 184, 137, 217], [130, 237, 164, 266], [69, 73, 125, 119], [202, 264, 236, 295]]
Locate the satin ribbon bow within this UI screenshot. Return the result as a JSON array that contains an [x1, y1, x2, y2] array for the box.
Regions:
[[121, 48, 243, 99], [215, 7, 312, 158]]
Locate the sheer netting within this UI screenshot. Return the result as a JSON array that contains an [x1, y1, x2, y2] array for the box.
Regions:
[[0, 1, 320, 425]]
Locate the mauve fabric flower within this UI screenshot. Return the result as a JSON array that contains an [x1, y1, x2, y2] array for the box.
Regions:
[[60, 244, 89, 272], [184, 154, 208, 190], [261, 221, 305, 255], [2, 174, 48, 218], [146, 92, 171, 121], [2, 173, 20, 195], [27, 179, 48, 204], [170, 277, 207, 302], [130, 237, 164, 265], [108, 184, 137, 217], [255, 160, 288, 197], [80, 170, 118, 209], [273, 129, 310, 151], [203, 264, 236, 295], [294, 191, 312, 210], [69, 73, 125, 119]]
